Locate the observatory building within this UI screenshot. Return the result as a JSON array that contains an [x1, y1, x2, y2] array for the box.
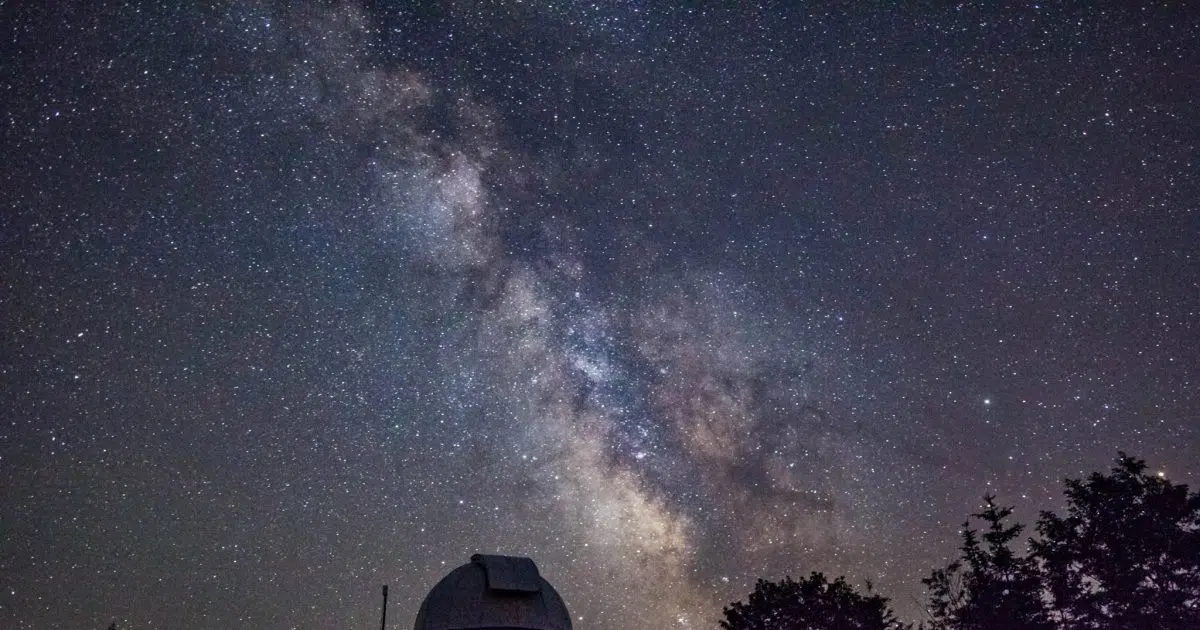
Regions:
[[414, 554, 572, 630]]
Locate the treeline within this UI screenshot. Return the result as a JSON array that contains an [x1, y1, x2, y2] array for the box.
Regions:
[[721, 453, 1200, 630]]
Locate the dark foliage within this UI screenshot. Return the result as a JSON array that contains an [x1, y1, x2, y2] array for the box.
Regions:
[[721, 571, 906, 630], [1032, 452, 1200, 629], [923, 496, 1053, 630], [727, 453, 1198, 630]]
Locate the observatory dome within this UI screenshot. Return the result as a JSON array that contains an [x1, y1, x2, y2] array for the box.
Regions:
[[413, 554, 572, 630]]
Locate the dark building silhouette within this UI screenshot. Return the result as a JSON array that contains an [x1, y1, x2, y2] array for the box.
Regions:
[[414, 554, 572, 630]]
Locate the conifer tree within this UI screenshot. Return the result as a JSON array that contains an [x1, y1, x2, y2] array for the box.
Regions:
[[923, 496, 1052, 630]]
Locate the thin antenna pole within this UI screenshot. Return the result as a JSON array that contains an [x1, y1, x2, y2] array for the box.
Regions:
[[379, 584, 388, 630]]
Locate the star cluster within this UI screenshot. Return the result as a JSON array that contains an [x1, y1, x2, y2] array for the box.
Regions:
[[2, 3, 1197, 629]]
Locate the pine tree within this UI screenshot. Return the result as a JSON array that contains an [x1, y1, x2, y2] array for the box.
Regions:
[[923, 496, 1052, 629]]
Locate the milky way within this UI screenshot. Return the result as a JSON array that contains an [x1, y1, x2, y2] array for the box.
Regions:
[[2, 3, 1198, 629]]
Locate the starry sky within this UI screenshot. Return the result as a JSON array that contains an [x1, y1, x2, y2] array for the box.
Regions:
[[2, 3, 1198, 629]]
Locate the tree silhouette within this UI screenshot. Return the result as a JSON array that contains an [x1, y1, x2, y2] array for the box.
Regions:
[[721, 571, 906, 630], [1032, 452, 1200, 629], [922, 496, 1053, 630], [724, 453, 1196, 630]]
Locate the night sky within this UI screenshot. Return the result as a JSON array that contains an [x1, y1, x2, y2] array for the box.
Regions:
[[2, 3, 1198, 629]]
